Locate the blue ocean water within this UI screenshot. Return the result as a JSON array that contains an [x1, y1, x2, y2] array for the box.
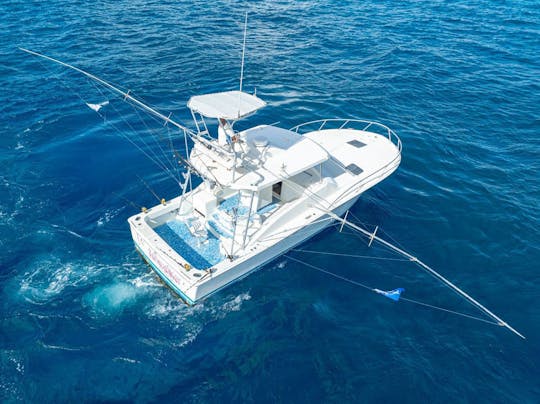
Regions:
[[1, 0, 539, 402]]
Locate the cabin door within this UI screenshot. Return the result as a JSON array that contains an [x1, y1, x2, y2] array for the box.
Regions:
[[272, 182, 282, 202]]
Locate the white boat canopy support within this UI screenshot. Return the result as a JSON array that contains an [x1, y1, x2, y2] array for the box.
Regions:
[[187, 90, 266, 120]]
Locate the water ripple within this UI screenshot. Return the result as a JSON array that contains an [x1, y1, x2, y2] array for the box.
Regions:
[[1, 0, 539, 402]]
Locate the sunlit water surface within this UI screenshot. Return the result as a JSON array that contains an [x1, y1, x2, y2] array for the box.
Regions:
[[1, 1, 539, 402]]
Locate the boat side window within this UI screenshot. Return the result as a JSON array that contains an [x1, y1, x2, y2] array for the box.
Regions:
[[257, 186, 273, 210]]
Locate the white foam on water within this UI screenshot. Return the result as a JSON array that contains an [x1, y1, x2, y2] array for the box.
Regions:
[[38, 342, 81, 352], [0, 351, 25, 402], [19, 260, 90, 304], [11, 356, 24, 375], [0, 381, 22, 402], [145, 291, 252, 348], [129, 272, 161, 289], [16, 255, 116, 306], [97, 207, 122, 227], [50, 223, 85, 239], [146, 295, 198, 324], [144, 298, 204, 347], [177, 324, 204, 348], [112, 356, 141, 364], [211, 292, 252, 318], [83, 281, 142, 318]]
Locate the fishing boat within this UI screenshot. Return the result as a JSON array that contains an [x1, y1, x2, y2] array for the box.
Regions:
[[19, 25, 524, 338], [127, 90, 401, 304]]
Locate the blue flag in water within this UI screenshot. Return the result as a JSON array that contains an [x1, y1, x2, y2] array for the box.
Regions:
[[374, 288, 405, 302]]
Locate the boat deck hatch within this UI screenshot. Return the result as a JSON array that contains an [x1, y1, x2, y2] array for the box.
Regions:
[[347, 139, 366, 148], [346, 163, 364, 175]]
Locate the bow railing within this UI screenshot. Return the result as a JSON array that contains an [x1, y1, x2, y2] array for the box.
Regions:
[[290, 119, 402, 152]]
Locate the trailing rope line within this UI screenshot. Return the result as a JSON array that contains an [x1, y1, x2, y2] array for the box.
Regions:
[[398, 297, 501, 326], [87, 78, 184, 186], [291, 249, 410, 262], [20, 47, 190, 188], [257, 158, 524, 338], [285, 254, 500, 327], [326, 213, 526, 339]]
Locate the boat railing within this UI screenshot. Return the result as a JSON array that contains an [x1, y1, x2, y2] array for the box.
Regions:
[[290, 119, 402, 152]]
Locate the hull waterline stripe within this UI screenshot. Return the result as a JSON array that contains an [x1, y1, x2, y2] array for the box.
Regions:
[[135, 244, 195, 305]]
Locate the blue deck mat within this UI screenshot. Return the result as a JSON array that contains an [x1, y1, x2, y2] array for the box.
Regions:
[[257, 202, 278, 215], [219, 194, 251, 216], [207, 219, 232, 238], [154, 220, 222, 269], [219, 193, 240, 211]]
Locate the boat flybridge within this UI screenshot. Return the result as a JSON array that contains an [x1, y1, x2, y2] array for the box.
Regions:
[[127, 90, 402, 304]]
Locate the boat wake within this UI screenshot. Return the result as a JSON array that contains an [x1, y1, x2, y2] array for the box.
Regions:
[[96, 207, 123, 227], [82, 281, 144, 318], [145, 291, 252, 347], [18, 257, 97, 305]]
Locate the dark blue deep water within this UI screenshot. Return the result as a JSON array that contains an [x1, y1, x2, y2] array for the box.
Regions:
[[1, 1, 539, 402]]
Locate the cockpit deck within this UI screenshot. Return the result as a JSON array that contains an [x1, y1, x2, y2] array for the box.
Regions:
[[152, 190, 283, 270], [154, 220, 221, 270]]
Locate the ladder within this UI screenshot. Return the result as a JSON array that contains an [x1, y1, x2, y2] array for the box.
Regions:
[[190, 110, 209, 137]]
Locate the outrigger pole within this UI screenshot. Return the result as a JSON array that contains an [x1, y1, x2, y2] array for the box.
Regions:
[[328, 210, 525, 339], [266, 168, 525, 339], [19, 48, 192, 134]]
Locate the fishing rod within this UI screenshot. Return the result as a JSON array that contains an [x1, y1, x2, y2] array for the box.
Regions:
[[137, 175, 165, 205], [19, 48, 193, 134], [112, 191, 143, 212]]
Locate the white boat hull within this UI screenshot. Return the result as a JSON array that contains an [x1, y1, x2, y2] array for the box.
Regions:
[[129, 120, 401, 304], [130, 196, 358, 304]]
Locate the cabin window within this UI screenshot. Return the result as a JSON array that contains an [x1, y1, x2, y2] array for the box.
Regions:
[[257, 186, 272, 210]]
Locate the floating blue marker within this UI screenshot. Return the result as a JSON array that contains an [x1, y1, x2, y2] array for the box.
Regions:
[[374, 288, 405, 302]]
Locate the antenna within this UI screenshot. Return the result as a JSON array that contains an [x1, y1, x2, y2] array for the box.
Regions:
[[239, 11, 248, 92]]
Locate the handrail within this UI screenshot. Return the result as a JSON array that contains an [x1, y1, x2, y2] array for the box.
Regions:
[[290, 119, 402, 152]]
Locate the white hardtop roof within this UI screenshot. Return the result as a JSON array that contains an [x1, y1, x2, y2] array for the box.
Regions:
[[231, 125, 329, 190], [187, 90, 266, 120]]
